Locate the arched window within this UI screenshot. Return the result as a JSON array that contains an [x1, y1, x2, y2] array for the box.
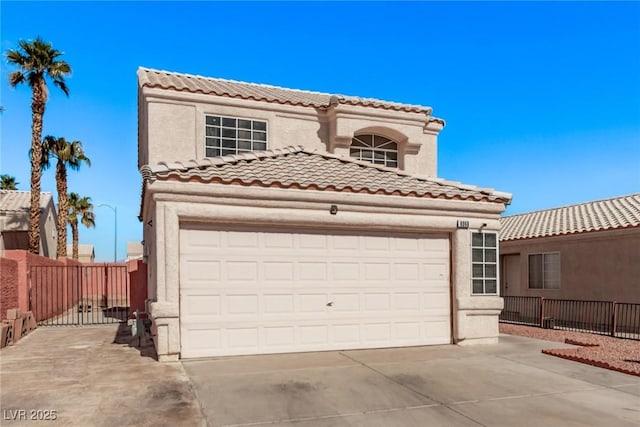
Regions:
[[350, 134, 398, 168]]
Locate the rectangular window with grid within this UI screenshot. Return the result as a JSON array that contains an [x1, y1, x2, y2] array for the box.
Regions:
[[471, 232, 498, 294], [205, 115, 267, 157], [528, 253, 560, 289]]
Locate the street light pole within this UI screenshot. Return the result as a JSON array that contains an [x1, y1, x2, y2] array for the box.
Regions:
[[98, 204, 117, 262]]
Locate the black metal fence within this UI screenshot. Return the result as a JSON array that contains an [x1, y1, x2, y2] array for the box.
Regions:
[[500, 296, 640, 340], [29, 264, 130, 326]]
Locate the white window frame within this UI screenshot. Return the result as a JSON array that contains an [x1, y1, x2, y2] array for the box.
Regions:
[[350, 134, 399, 168], [204, 114, 268, 157], [528, 252, 561, 290], [471, 232, 499, 295]]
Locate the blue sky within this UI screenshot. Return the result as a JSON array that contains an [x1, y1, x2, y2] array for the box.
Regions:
[[1, 1, 639, 261]]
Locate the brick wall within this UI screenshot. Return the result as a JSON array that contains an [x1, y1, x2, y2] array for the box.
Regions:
[[1, 251, 148, 322], [0, 257, 19, 320], [3, 251, 74, 321], [128, 259, 148, 317]]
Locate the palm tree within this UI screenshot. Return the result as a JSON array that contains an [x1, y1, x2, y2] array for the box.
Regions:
[[41, 136, 90, 258], [0, 175, 19, 190], [7, 37, 71, 254], [67, 192, 95, 261]]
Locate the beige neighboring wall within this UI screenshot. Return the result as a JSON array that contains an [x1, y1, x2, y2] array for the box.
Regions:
[[139, 87, 442, 177], [66, 244, 95, 263], [0, 191, 57, 259], [500, 228, 640, 303]]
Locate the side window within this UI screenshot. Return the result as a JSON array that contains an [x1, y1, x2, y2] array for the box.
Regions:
[[471, 232, 498, 294], [528, 253, 560, 289], [350, 134, 398, 168], [205, 115, 267, 157]]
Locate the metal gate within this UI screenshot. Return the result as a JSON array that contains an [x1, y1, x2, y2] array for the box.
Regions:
[[29, 264, 130, 326]]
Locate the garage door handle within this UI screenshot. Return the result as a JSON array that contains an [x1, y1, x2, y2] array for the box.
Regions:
[[326, 301, 334, 307]]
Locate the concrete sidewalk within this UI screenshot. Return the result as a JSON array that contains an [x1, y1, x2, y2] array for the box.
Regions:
[[183, 335, 640, 427], [0, 325, 206, 427]]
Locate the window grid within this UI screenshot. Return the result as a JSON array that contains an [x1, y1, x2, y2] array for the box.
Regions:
[[350, 134, 398, 168], [205, 115, 267, 157], [528, 252, 560, 289], [471, 232, 498, 295]]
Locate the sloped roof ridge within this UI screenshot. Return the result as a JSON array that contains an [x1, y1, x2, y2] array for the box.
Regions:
[[140, 145, 508, 199], [138, 67, 435, 115], [503, 193, 640, 218], [499, 193, 640, 241], [139, 67, 339, 99], [0, 190, 54, 211]]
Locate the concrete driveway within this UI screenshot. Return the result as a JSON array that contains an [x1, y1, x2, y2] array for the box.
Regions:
[[183, 335, 640, 427], [0, 325, 206, 427], [2, 327, 638, 426]]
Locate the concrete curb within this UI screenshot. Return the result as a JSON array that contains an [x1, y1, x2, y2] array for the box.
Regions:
[[541, 348, 640, 377]]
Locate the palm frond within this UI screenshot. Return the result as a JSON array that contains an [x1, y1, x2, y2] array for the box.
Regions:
[[8, 71, 25, 87], [0, 174, 19, 190], [53, 78, 70, 96], [6, 37, 72, 96]]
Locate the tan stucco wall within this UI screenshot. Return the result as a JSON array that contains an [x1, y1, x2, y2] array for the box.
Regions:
[[0, 200, 57, 259], [141, 181, 506, 360], [139, 87, 443, 177], [41, 202, 57, 259], [500, 228, 640, 303]]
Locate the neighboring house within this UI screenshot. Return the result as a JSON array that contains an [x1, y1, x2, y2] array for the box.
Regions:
[[138, 68, 512, 361], [0, 190, 57, 259], [126, 241, 143, 260], [500, 194, 640, 303], [66, 244, 95, 263]]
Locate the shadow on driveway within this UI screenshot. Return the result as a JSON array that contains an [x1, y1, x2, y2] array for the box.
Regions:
[[0, 324, 206, 427], [183, 335, 640, 427]]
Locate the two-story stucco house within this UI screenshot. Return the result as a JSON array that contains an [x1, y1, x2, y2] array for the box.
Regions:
[[137, 68, 512, 361]]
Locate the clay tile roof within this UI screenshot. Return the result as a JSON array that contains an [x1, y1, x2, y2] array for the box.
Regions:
[[499, 194, 640, 241], [137, 68, 443, 121], [0, 190, 53, 212], [140, 146, 511, 204]]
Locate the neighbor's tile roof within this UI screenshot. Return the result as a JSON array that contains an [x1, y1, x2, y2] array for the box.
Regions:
[[500, 194, 640, 241], [138, 68, 443, 121], [0, 190, 53, 212], [140, 146, 511, 204]]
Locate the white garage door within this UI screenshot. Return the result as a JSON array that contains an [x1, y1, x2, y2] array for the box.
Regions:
[[179, 225, 451, 358]]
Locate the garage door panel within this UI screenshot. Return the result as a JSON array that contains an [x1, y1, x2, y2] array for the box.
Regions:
[[226, 261, 258, 281], [182, 294, 221, 316], [298, 294, 329, 312], [332, 293, 360, 311], [364, 263, 390, 280], [226, 327, 259, 349], [332, 235, 359, 249], [263, 262, 295, 281], [364, 293, 391, 311], [299, 325, 329, 345], [393, 293, 421, 310], [184, 260, 221, 282], [299, 262, 328, 280], [225, 231, 259, 248], [180, 228, 451, 358], [264, 294, 294, 313], [299, 234, 328, 249]]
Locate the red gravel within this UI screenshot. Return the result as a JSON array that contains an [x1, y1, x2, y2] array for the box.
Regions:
[[500, 323, 640, 377]]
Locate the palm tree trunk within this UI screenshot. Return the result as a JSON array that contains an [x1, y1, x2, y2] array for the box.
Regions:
[[72, 223, 79, 260], [55, 159, 68, 258], [28, 81, 46, 254]]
